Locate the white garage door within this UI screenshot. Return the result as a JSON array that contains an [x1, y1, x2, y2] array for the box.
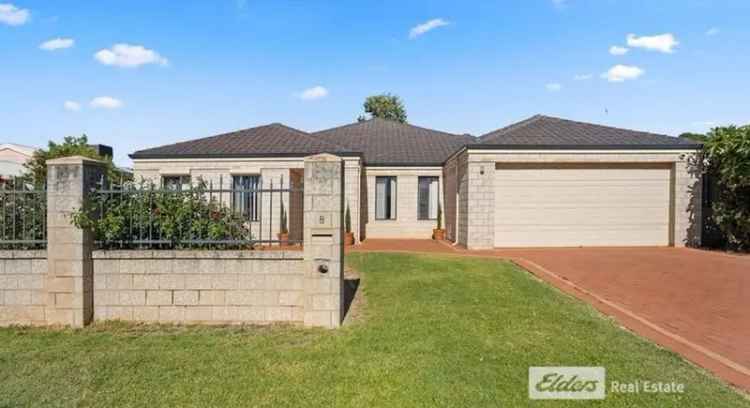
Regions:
[[494, 163, 671, 247]]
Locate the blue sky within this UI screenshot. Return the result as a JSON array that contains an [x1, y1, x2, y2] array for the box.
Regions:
[[1, 0, 749, 166]]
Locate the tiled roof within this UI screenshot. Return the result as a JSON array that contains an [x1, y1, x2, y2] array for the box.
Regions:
[[130, 123, 353, 159], [312, 118, 477, 166], [478, 115, 701, 148], [130, 115, 701, 163]]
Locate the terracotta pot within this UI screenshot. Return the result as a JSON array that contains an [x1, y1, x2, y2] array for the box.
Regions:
[[432, 229, 446, 241], [277, 232, 289, 246], [344, 232, 355, 246]]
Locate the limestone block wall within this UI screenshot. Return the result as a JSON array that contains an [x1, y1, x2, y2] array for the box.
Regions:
[[456, 152, 469, 247], [443, 155, 458, 242], [344, 160, 361, 243], [0, 251, 47, 325], [92, 250, 305, 324]]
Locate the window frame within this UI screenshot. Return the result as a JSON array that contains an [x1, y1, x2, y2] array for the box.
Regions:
[[375, 176, 397, 221], [231, 174, 261, 222], [161, 175, 191, 191], [417, 176, 440, 221]]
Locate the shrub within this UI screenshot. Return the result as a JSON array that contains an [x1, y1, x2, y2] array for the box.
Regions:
[[72, 179, 252, 249], [436, 202, 443, 230], [704, 126, 750, 250], [279, 201, 288, 235]]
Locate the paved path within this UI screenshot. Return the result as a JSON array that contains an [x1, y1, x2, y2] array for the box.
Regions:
[[350, 240, 750, 391]]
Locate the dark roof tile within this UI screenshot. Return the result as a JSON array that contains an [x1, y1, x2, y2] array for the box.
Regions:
[[312, 118, 477, 166], [130, 123, 353, 159], [479, 115, 701, 148]]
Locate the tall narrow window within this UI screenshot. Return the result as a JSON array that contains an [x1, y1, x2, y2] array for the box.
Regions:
[[418, 176, 439, 220], [232, 175, 261, 221], [375, 176, 397, 220], [162, 175, 191, 191]]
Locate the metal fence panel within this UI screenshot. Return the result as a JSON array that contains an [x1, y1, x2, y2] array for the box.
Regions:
[[0, 177, 47, 249], [87, 174, 302, 250]]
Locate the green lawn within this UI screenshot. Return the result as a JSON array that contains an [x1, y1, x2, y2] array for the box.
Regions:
[[0, 253, 747, 407]]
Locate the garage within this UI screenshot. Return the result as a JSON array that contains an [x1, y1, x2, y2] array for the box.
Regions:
[[493, 163, 672, 247]]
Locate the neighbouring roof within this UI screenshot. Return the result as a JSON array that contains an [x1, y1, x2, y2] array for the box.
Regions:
[[477, 115, 702, 149], [130, 123, 355, 159], [0, 143, 37, 157], [312, 118, 477, 166]]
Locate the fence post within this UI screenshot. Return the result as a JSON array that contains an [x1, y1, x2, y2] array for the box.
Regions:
[[303, 153, 344, 328], [46, 156, 106, 327]]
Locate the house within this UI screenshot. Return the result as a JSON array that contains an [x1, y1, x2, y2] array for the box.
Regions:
[[130, 115, 703, 249], [0, 143, 37, 179]]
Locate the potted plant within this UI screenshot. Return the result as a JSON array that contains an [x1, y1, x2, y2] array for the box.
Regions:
[[433, 202, 446, 240], [344, 203, 355, 246], [278, 201, 289, 246]]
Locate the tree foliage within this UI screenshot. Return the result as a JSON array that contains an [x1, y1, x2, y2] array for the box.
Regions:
[[71, 180, 252, 249], [703, 126, 750, 250], [23, 135, 128, 185], [359, 93, 407, 123], [679, 132, 710, 143]]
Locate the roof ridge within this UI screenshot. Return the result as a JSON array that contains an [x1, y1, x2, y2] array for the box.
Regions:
[[266, 122, 352, 151], [131, 123, 273, 155], [479, 114, 544, 140], [314, 116, 466, 139], [131, 122, 354, 156]]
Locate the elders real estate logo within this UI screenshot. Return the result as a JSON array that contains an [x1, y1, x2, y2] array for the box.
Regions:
[[528, 366, 606, 400]]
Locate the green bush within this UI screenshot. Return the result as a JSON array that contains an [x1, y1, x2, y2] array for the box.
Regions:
[[704, 126, 750, 251], [72, 180, 252, 249]]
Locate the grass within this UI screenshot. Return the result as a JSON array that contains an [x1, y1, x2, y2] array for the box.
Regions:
[[0, 252, 747, 407]]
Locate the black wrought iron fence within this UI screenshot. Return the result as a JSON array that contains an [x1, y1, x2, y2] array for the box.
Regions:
[[0, 177, 47, 250], [75, 175, 303, 250]]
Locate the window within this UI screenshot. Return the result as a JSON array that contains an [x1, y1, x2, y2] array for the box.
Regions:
[[232, 175, 261, 221], [162, 175, 191, 191], [418, 176, 440, 220], [375, 176, 397, 220]]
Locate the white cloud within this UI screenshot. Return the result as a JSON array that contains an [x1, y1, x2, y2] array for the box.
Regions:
[[609, 45, 629, 56], [40, 38, 75, 51], [706, 27, 719, 36], [574, 73, 592, 80], [552, 0, 566, 9], [90, 96, 123, 109], [94, 44, 168, 68], [297, 86, 328, 101], [409, 18, 449, 39], [63, 101, 81, 111], [0, 3, 29, 26], [546, 82, 562, 92], [626, 33, 679, 53], [601, 64, 644, 82]]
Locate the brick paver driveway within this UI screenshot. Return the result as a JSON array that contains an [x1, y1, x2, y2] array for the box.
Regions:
[[486, 247, 750, 389], [352, 241, 750, 390]]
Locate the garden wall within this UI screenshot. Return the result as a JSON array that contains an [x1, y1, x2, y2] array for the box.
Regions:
[[92, 250, 305, 324], [0, 250, 47, 326], [0, 153, 345, 329]]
